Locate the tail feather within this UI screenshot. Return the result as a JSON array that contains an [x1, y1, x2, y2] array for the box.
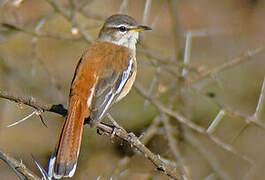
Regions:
[[48, 96, 86, 179]]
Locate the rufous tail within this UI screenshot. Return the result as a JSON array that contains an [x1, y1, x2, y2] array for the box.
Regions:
[[48, 95, 86, 179]]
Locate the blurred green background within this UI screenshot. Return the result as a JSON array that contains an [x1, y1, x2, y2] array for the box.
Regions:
[[0, 0, 265, 179]]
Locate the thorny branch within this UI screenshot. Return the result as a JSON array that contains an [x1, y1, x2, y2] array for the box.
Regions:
[[0, 90, 67, 116], [189, 46, 265, 86], [0, 90, 185, 180], [0, 21, 81, 41], [134, 83, 255, 169], [0, 151, 40, 180]]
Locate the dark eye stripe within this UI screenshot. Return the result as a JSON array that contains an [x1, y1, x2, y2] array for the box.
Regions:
[[107, 26, 130, 32]]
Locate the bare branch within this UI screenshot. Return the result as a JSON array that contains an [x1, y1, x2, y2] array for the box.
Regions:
[[0, 90, 183, 179], [45, 0, 93, 43], [0, 21, 81, 41], [0, 90, 67, 116], [208, 135, 253, 165], [0, 151, 25, 180], [184, 129, 232, 180], [190, 47, 265, 85], [143, 66, 161, 108], [97, 122, 185, 180], [142, 0, 152, 24], [134, 83, 206, 133], [167, 0, 183, 59], [140, 115, 161, 144], [119, 0, 128, 14], [0, 150, 41, 180], [161, 114, 188, 178]]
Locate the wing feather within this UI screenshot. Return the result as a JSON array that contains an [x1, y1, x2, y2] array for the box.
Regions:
[[89, 56, 134, 127]]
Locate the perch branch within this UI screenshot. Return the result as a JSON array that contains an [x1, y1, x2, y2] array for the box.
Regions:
[[97, 123, 185, 180], [0, 90, 67, 116], [0, 90, 183, 180]]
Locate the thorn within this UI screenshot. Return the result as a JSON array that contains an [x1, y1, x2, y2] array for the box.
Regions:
[[31, 154, 51, 180], [7, 110, 37, 128], [38, 114, 48, 128]]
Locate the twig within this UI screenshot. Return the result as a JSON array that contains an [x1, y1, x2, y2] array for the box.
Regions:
[[253, 76, 265, 120], [143, 66, 161, 108], [167, 0, 182, 60], [191, 86, 265, 130], [45, 0, 69, 19], [208, 135, 253, 165], [0, 150, 41, 180], [45, 0, 93, 43], [134, 83, 206, 133], [182, 31, 192, 77], [0, 151, 25, 180], [186, 29, 227, 37], [190, 47, 265, 85], [142, 0, 152, 25], [119, 0, 128, 14], [97, 122, 184, 180], [161, 114, 187, 178], [77, 9, 106, 21], [140, 115, 161, 144], [184, 129, 232, 180], [111, 157, 131, 179], [0, 21, 81, 41], [203, 173, 217, 180], [0, 90, 67, 116], [207, 109, 226, 134]]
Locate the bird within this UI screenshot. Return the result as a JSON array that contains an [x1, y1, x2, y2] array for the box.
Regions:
[[48, 14, 151, 179]]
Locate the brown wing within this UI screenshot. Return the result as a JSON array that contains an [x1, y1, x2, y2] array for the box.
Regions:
[[89, 55, 134, 127]]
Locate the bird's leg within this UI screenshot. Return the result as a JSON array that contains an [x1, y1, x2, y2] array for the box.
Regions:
[[106, 113, 127, 139], [106, 113, 125, 131]]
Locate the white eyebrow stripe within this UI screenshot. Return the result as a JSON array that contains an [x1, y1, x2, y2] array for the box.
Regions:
[[108, 24, 135, 29]]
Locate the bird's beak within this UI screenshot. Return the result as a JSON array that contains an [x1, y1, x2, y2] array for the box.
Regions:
[[130, 25, 152, 32]]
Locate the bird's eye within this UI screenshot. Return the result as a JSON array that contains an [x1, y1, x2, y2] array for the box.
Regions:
[[119, 26, 127, 32]]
